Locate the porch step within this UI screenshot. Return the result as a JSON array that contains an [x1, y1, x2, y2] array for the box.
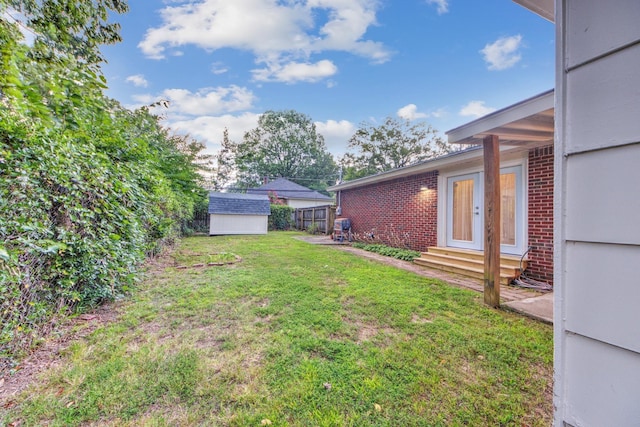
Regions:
[[413, 247, 527, 286]]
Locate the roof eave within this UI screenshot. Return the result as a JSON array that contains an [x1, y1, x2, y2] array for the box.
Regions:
[[446, 89, 554, 146], [512, 0, 554, 22], [328, 148, 483, 192]]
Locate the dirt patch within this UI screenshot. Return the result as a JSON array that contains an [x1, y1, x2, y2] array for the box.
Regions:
[[411, 314, 434, 324], [0, 303, 120, 404], [357, 325, 378, 343]]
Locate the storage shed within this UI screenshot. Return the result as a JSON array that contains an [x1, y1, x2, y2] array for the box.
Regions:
[[208, 192, 271, 235]]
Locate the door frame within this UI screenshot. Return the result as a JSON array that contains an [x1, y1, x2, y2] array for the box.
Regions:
[[438, 159, 528, 256], [446, 172, 483, 250]]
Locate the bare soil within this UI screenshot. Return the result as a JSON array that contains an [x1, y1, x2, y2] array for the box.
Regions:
[[0, 303, 121, 406]]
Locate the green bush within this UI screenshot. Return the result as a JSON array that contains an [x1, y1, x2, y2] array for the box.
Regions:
[[351, 243, 421, 261], [306, 222, 322, 235], [0, 13, 208, 357], [268, 205, 295, 230]]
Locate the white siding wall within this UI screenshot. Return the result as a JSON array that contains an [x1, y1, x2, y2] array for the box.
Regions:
[[286, 199, 333, 209], [209, 214, 268, 235], [555, 1, 640, 425]]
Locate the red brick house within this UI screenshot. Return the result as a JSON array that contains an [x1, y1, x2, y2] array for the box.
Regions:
[[328, 91, 554, 286]]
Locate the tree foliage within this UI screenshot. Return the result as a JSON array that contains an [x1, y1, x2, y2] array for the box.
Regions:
[[233, 110, 337, 193], [3, 0, 128, 66], [0, 2, 208, 356], [268, 204, 295, 231], [340, 117, 450, 181], [211, 128, 236, 191]]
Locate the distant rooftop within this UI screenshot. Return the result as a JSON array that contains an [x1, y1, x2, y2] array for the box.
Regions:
[[247, 177, 333, 200]]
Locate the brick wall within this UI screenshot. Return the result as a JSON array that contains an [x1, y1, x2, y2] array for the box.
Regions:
[[527, 145, 554, 285], [340, 171, 438, 251]]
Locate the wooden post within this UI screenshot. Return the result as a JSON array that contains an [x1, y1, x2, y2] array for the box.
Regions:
[[483, 135, 501, 307]]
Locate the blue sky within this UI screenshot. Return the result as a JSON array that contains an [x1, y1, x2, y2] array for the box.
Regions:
[[101, 0, 554, 157]]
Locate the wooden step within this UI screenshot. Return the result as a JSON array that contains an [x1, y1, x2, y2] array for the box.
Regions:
[[413, 257, 513, 286], [422, 247, 527, 270], [413, 247, 527, 285], [417, 252, 522, 277]]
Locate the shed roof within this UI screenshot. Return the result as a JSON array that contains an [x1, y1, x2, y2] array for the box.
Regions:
[[247, 177, 333, 201], [208, 192, 271, 215]]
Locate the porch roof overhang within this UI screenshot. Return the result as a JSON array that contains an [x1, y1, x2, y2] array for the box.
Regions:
[[446, 89, 555, 146], [512, 0, 554, 22]]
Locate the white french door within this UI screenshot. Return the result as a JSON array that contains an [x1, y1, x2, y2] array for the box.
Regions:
[[447, 173, 482, 250], [446, 166, 525, 255]]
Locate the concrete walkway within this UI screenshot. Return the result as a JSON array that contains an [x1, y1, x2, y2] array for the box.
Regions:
[[295, 235, 553, 324]]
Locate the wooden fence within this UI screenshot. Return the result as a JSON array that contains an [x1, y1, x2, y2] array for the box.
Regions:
[[183, 206, 210, 234], [294, 205, 336, 235]]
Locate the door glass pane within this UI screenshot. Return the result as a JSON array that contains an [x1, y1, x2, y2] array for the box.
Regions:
[[500, 173, 516, 245], [452, 179, 474, 241]]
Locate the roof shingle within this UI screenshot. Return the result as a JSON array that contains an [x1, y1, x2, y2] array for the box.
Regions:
[[208, 192, 271, 215], [247, 177, 332, 201]]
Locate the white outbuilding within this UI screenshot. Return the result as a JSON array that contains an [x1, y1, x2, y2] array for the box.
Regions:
[[208, 192, 271, 235]]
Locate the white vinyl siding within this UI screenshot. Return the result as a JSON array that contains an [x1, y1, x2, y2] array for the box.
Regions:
[[286, 199, 333, 209], [209, 214, 268, 235], [556, 0, 640, 425]]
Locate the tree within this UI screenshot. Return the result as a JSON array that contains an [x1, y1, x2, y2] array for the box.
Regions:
[[340, 117, 450, 181], [211, 128, 236, 191], [2, 0, 128, 66], [235, 110, 337, 192], [0, 1, 211, 354]]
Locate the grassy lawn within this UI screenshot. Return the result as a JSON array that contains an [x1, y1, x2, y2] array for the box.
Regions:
[[2, 232, 553, 426]]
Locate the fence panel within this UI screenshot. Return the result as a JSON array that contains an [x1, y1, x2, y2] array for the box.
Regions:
[[183, 207, 210, 234], [294, 205, 335, 234]]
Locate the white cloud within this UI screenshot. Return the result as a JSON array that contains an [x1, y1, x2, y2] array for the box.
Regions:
[[397, 104, 428, 120], [459, 100, 496, 118], [252, 59, 338, 83], [396, 104, 448, 121], [125, 74, 149, 88], [426, 0, 448, 15], [138, 0, 391, 82], [162, 86, 255, 115], [211, 62, 228, 75], [130, 86, 255, 117], [315, 119, 356, 155], [480, 35, 523, 71], [170, 112, 261, 154], [430, 107, 447, 118], [169, 113, 355, 156]]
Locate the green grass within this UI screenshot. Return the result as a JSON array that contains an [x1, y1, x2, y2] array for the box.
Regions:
[[2, 232, 553, 426], [171, 250, 239, 267]]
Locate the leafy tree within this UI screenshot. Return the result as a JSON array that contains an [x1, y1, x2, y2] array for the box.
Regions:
[[340, 117, 450, 181], [0, 2, 210, 356], [234, 110, 337, 193], [2, 0, 128, 66], [211, 128, 236, 191]]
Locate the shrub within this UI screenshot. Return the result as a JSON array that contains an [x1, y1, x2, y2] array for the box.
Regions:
[[351, 243, 421, 261], [269, 205, 294, 230], [306, 222, 322, 235]]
